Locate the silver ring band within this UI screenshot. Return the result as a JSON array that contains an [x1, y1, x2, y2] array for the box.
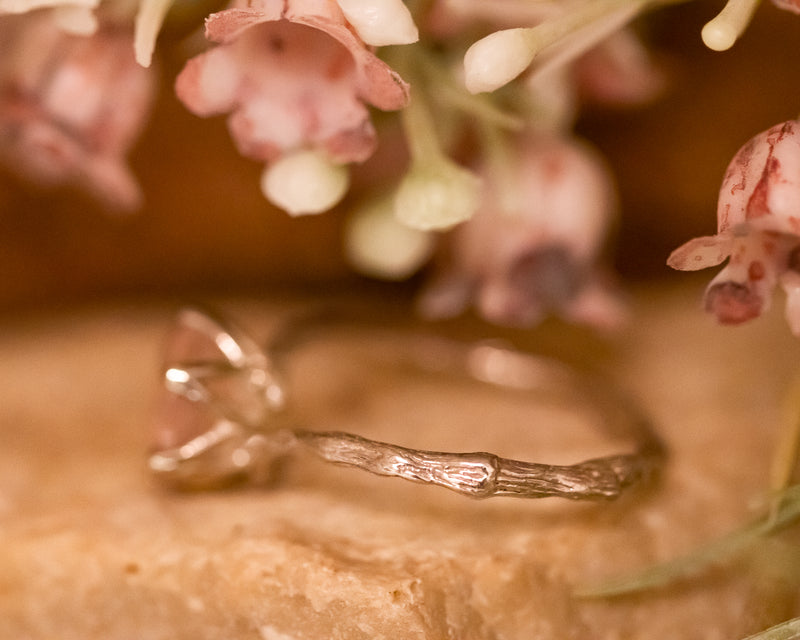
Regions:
[[149, 307, 664, 501]]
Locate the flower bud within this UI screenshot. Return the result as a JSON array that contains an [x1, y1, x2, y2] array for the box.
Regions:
[[335, 0, 418, 46], [134, 0, 172, 67], [260, 149, 349, 216], [701, 0, 761, 51], [464, 28, 534, 94], [345, 196, 434, 279], [393, 159, 481, 231]]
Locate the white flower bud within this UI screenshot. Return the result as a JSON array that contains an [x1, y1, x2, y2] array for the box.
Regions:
[[345, 197, 434, 279], [260, 149, 349, 216], [464, 28, 535, 94], [335, 0, 418, 46], [701, 0, 761, 51], [134, 0, 173, 67], [394, 159, 481, 231]]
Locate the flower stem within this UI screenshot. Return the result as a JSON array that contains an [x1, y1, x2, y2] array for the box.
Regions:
[[412, 46, 524, 131], [517, 0, 652, 62], [478, 124, 520, 215], [769, 371, 800, 520], [401, 86, 444, 162]]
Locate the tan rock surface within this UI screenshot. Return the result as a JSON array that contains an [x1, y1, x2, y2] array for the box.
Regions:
[[1, 282, 799, 639]]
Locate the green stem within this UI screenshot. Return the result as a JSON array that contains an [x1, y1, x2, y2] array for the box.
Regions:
[[400, 87, 444, 162], [575, 484, 800, 598]]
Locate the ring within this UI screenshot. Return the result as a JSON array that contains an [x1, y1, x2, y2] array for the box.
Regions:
[[149, 307, 665, 501]]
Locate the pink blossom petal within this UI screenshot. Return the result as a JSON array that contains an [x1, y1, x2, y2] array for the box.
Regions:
[[704, 279, 765, 325], [667, 234, 733, 271], [717, 120, 800, 235], [203, 0, 409, 110], [700, 235, 781, 325], [174, 47, 241, 116]]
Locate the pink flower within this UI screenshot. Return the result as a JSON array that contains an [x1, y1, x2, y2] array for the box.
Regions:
[[0, 13, 154, 210], [668, 120, 800, 335], [418, 134, 625, 330], [772, 0, 800, 13], [175, 0, 410, 197]]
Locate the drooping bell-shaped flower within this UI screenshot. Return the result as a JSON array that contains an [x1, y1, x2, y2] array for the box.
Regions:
[[669, 120, 800, 335], [418, 134, 625, 329], [0, 12, 155, 210], [175, 0, 410, 215]]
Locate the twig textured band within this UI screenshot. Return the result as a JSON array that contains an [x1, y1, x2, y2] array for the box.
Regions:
[[149, 308, 664, 500]]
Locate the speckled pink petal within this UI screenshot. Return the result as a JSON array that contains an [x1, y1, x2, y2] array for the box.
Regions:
[[701, 235, 781, 325], [204, 0, 409, 110], [174, 47, 241, 116], [667, 234, 733, 271], [717, 120, 800, 235]]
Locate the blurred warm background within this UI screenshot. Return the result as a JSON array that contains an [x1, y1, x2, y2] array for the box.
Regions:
[[0, 0, 797, 310]]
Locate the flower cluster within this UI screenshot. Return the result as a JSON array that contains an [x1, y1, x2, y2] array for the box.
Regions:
[[3, 0, 793, 330]]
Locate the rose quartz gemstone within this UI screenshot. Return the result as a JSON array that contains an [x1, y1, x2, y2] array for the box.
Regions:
[[153, 310, 283, 450]]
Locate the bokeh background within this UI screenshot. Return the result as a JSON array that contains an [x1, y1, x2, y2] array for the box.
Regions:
[[0, 0, 797, 311]]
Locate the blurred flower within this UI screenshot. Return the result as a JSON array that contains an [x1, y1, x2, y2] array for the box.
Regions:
[[344, 193, 435, 279], [393, 156, 482, 230], [175, 0, 410, 214], [0, 12, 155, 210], [668, 120, 800, 335], [418, 134, 625, 329]]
